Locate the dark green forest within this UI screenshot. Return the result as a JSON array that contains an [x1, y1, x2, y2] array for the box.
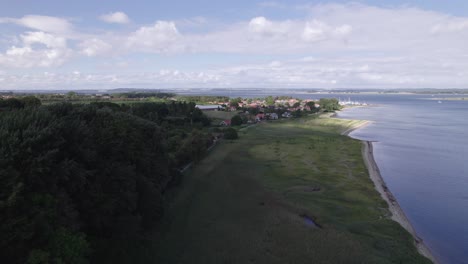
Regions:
[[0, 99, 212, 263]]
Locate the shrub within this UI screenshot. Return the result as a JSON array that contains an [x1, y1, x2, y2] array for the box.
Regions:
[[231, 115, 243, 126], [224, 128, 238, 140]]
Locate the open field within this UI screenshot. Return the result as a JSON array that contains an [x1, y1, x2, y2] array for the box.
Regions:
[[203, 110, 239, 121], [98, 115, 431, 264]]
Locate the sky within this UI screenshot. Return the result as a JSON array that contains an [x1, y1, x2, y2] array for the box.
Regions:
[[1, 0, 468, 90]]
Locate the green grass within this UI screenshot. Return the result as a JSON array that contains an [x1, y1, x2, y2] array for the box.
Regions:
[[99, 115, 432, 264], [203, 110, 239, 123]]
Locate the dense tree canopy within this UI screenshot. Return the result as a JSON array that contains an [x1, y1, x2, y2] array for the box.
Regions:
[[265, 96, 275, 106], [0, 96, 42, 110], [306, 101, 318, 113], [319, 98, 341, 112], [0, 101, 212, 263]]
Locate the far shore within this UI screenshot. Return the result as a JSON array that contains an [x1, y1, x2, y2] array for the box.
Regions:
[[427, 97, 468, 101], [340, 119, 439, 264]]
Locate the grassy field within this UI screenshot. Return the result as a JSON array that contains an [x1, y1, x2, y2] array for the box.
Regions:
[[203, 110, 239, 123], [100, 115, 431, 264]]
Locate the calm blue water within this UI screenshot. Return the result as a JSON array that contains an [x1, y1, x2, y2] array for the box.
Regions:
[[182, 90, 468, 263], [335, 94, 468, 264]]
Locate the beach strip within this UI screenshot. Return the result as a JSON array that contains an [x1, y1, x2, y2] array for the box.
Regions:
[[341, 120, 372, 136], [338, 118, 438, 263], [361, 140, 438, 264]]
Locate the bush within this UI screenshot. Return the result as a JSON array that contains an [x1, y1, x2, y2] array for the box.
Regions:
[[224, 128, 238, 140], [231, 115, 243, 126]]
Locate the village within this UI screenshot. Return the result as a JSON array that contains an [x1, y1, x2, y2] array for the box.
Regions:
[[195, 96, 342, 126]]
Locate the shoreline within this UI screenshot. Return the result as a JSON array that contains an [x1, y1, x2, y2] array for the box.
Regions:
[[358, 140, 438, 263], [338, 118, 438, 263], [341, 120, 372, 136], [362, 141, 438, 263]]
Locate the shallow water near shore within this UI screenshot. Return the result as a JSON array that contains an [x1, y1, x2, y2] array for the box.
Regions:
[[335, 94, 468, 264]]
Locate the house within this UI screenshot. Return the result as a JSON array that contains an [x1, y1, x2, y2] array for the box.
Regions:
[[219, 119, 231, 126], [282, 112, 291, 118], [255, 112, 265, 121], [196, 105, 220, 111], [269, 113, 279, 120]]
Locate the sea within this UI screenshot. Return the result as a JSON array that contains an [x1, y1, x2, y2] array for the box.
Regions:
[[180, 90, 468, 264], [336, 94, 468, 264]]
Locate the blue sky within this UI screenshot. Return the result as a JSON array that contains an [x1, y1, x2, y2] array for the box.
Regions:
[[1, 0, 468, 89]]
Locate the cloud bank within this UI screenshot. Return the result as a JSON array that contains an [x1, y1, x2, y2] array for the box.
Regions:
[[1, 3, 468, 89]]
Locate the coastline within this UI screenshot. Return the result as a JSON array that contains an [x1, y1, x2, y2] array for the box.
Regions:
[[341, 120, 372, 136], [361, 141, 437, 263], [341, 121, 438, 263]]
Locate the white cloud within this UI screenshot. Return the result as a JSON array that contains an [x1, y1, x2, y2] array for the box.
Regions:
[[185, 16, 353, 54], [0, 31, 71, 68], [302, 20, 352, 42], [0, 15, 72, 33], [4, 53, 468, 90], [79, 38, 113, 56], [333, 24, 352, 36], [0, 70, 223, 89], [248, 16, 295, 38], [269, 61, 282, 67], [126, 21, 182, 52], [302, 20, 328, 42], [1, 4, 468, 89], [22, 31, 67, 48], [99, 12, 130, 24], [249, 17, 274, 34], [431, 19, 468, 33]]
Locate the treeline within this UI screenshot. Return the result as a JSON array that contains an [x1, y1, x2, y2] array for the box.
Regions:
[[318, 98, 341, 112], [176, 95, 229, 104], [114, 92, 175, 99], [0, 96, 42, 109], [0, 100, 212, 263]]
